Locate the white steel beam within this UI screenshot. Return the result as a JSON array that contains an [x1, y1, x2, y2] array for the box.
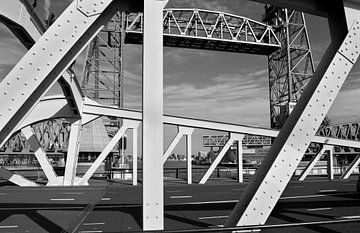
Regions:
[[17, 95, 79, 131], [0, 168, 38, 187], [341, 154, 360, 179], [78, 120, 140, 185], [225, 15, 360, 227], [132, 125, 139, 186], [200, 133, 244, 184], [83, 103, 360, 149], [142, 0, 165, 230], [327, 146, 334, 180], [298, 145, 332, 181], [21, 126, 58, 184], [0, 0, 122, 150], [0, 0, 44, 48], [186, 131, 193, 184], [63, 119, 82, 186], [163, 127, 194, 163], [237, 137, 244, 183]]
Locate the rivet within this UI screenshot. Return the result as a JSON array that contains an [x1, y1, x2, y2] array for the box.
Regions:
[[86, 11, 90, 14], [4, 92, 7, 95], [47, 63, 50, 66], [42, 47, 45, 50], [93, 9, 97, 13], [8, 108, 12, 111], [58, 24, 61, 27], [37, 68, 41, 71], [21, 92, 25, 95], [6, 82, 10, 85], [253, 208, 256, 210], [34, 78, 38, 81], [25, 82, 28, 86], [50, 53, 53, 56], [29, 62, 33, 65], [55, 34, 58, 36], [20, 67, 23, 70], [11, 98, 15, 101]]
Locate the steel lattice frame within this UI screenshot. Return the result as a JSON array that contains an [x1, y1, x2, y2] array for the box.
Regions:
[[266, 7, 316, 129], [1, 0, 360, 231], [125, 8, 281, 55]]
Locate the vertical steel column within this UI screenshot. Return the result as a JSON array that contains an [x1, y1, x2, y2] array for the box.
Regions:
[[327, 146, 334, 180], [132, 126, 138, 186], [63, 119, 82, 186], [142, 0, 165, 230], [186, 133, 193, 184], [237, 136, 245, 183]]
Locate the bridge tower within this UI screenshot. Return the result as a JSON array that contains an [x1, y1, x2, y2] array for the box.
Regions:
[[263, 6, 316, 129], [81, 12, 125, 108]]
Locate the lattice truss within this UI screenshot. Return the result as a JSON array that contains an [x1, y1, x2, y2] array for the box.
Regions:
[[81, 12, 124, 106], [202, 135, 271, 147], [1, 0, 360, 231], [126, 9, 281, 54], [265, 7, 315, 128]]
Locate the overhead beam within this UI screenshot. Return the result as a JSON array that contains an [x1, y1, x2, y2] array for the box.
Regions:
[[83, 102, 360, 149]]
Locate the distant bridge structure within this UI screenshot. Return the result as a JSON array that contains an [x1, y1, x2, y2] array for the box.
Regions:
[[1, 0, 360, 231]]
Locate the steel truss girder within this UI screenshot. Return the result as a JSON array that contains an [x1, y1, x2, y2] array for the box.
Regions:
[[341, 154, 360, 179], [79, 119, 140, 185], [199, 133, 244, 184], [224, 15, 360, 227], [163, 126, 194, 163], [83, 101, 360, 149], [125, 9, 281, 55], [298, 145, 333, 181]]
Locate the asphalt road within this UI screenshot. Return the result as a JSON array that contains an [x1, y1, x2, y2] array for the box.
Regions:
[[0, 176, 358, 232]]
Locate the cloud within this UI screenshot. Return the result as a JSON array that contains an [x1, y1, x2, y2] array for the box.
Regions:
[[163, 70, 270, 127]]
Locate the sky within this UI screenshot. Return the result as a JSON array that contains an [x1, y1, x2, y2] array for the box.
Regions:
[[1, 0, 360, 155]]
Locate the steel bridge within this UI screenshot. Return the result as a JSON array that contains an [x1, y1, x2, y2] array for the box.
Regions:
[[1, 0, 360, 231]]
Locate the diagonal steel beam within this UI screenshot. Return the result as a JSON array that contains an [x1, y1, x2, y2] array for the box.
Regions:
[[298, 145, 332, 181], [78, 119, 140, 185], [21, 126, 58, 184], [341, 154, 360, 179], [199, 133, 244, 184], [0, 0, 139, 150], [225, 13, 360, 227]]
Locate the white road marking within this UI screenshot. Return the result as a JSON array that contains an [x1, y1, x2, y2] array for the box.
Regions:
[[62, 192, 84, 195], [78, 231, 103, 233], [170, 195, 192, 199], [319, 189, 337, 193], [338, 215, 360, 219], [83, 223, 105, 226], [0, 226, 17, 229], [199, 215, 228, 220], [101, 197, 110, 201], [166, 190, 183, 193], [231, 188, 245, 191], [174, 200, 238, 205], [307, 207, 332, 212], [280, 194, 326, 200], [50, 198, 75, 201]]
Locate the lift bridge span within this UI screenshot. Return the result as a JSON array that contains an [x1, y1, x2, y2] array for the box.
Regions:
[[1, 0, 360, 231]]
